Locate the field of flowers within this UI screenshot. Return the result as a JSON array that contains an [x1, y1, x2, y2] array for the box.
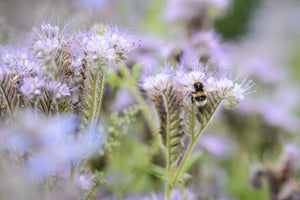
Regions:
[[0, 0, 300, 199]]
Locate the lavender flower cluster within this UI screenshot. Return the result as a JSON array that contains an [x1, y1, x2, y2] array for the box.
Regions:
[[0, 22, 135, 199], [0, 23, 134, 123], [142, 62, 253, 109]]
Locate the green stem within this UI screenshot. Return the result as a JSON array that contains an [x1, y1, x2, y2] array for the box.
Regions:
[[191, 104, 195, 140], [165, 183, 172, 200], [162, 93, 172, 200], [84, 182, 98, 200], [170, 137, 197, 188], [43, 175, 50, 198], [162, 93, 171, 173], [88, 71, 105, 134]]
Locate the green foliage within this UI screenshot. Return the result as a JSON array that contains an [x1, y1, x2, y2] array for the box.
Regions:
[[104, 105, 141, 155], [80, 182, 98, 200], [103, 135, 160, 197], [142, 0, 167, 37], [105, 64, 141, 88], [215, 0, 261, 39]]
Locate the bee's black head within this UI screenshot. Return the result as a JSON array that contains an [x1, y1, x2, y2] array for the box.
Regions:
[[193, 81, 204, 92]]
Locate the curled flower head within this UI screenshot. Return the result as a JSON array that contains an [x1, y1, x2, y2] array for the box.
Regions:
[[82, 24, 135, 67], [223, 79, 255, 108], [83, 33, 114, 63], [31, 23, 64, 61], [142, 65, 172, 92], [107, 26, 136, 63]]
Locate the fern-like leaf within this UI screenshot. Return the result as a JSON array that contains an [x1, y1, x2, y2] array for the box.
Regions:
[[184, 103, 198, 138], [81, 66, 105, 134], [196, 90, 224, 129], [151, 93, 167, 141], [161, 85, 185, 167], [39, 90, 55, 115], [0, 73, 20, 121]]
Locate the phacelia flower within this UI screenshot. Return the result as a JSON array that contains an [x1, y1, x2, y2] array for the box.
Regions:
[[142, 67, 172, 91], [47, 81, 71, 99], [83, 34, 114, 62], [21, 77, 44, 97], [143, 61, 254, 109], [0, 47, 39, 76], [31, 23, 63, 61], [82, 24, 135, 67]]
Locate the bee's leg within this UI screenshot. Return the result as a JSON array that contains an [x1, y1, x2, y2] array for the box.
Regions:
[[191, 96, 195, 104]]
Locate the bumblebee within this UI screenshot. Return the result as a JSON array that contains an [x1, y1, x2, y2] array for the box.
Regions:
[[190, 81, 207, 107]]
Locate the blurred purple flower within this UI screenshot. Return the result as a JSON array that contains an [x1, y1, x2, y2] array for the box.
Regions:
[[283, 144, 300, 161], [75, 0, 110, 9], [181, 30, 231, 69], [240, 57, 287, 84], [239, 85, 299, 132], [0, 112, 104, 178], [164, 0, 231, 22], [112, 88, 136, 111], [198, 134, 233, 157], [126, 35, 163, 70]]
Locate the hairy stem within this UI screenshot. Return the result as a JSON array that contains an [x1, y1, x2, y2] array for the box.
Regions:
[[84, 182, 98, 200], [162, 93, 172, 200], [88, 71, 105, 134]]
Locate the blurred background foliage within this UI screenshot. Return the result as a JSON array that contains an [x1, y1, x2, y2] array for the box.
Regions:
[[1, 0, 300, 199]]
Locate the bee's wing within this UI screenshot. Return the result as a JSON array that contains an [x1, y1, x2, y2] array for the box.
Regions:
[[183, 84, 194, 94], [204, 85, 218, 92]]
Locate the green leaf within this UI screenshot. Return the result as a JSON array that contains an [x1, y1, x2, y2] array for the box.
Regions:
[[178, 172, 192, 183], [119, 65, 130, 80], [105, 70, 123, 87], [181, 152, 202, 174], [145, 163, 167, 182], [131, 64, 142, 80]]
